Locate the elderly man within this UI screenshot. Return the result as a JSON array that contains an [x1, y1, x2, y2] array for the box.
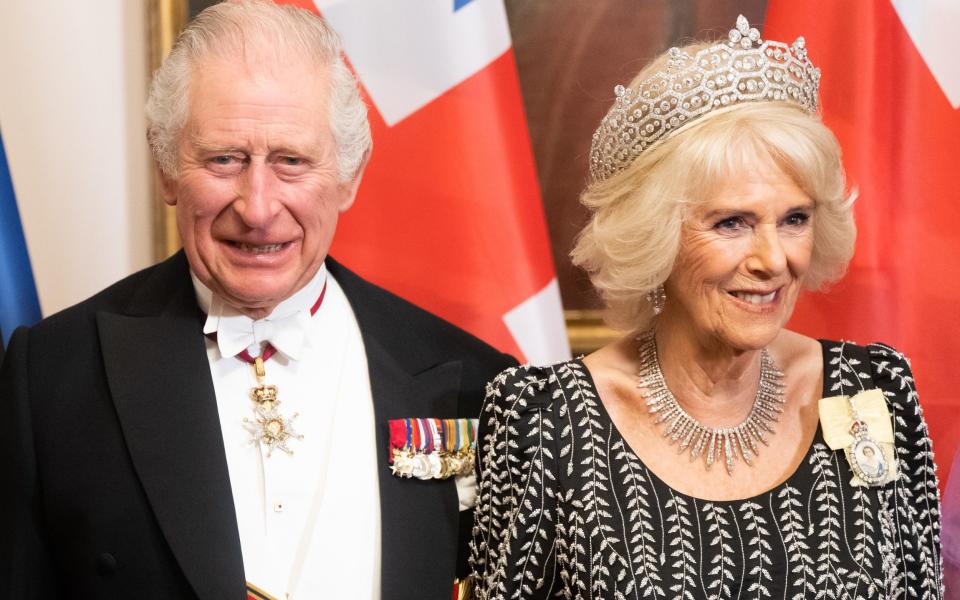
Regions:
[[0, 2, 514, 599]]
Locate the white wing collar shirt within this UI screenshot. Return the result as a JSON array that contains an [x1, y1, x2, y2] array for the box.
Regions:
[[194, 265, 381, 599]]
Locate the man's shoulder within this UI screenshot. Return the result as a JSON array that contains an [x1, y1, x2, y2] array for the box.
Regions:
[[29, 253, 190, 338]]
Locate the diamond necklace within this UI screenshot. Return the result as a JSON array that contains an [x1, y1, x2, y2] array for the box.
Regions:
[[636, 331, 786, 475]]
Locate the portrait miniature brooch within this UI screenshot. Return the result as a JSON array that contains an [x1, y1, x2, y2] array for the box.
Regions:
[[819, 388, 898, 486]]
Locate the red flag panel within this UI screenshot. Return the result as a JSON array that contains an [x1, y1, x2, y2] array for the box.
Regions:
[[277, 0, 564, 362], [766, 0, 960, 489], [333, 51, 555, 358]]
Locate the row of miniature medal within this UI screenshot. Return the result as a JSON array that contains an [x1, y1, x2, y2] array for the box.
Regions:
[[389, 418, 478, 480]]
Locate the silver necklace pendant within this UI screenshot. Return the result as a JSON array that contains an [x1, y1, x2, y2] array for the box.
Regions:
[[636, 332, 786, 475]]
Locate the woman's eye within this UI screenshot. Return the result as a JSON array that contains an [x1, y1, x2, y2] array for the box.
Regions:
[[714, 216, 746, 231], [783, 212, 810, 227]]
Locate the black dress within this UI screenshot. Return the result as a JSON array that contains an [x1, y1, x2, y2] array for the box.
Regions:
[[470, 341, 942, 599]]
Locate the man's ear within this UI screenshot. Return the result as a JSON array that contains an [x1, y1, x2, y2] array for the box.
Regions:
[[147, 128, 179, 206], [337, 151, 370, 213], [158, 166, 178, 206]]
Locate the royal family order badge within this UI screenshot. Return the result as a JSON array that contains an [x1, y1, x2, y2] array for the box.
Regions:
[[819, 388, 898, 487]]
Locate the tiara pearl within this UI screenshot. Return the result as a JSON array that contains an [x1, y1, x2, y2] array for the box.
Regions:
[[589, 15, 822, 183]]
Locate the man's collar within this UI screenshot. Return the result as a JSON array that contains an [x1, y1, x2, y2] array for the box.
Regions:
[[192, 265, 329, 360]]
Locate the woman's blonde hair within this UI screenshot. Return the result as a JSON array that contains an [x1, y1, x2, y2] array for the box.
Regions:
[[571, 47, 855, 331]]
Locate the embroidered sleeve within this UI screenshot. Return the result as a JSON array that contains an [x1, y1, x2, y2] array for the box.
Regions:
[[869, 343, 943, 598], [470, 365, 559, 599]]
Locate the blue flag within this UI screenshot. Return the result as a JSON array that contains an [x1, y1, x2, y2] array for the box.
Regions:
[[0, 129, 42, 346]]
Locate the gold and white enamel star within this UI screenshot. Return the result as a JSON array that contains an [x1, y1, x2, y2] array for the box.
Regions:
[[243, 356, 303, 457]]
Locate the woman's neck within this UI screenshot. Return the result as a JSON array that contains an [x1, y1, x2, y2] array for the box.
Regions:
[[648, 317, 765, 426]]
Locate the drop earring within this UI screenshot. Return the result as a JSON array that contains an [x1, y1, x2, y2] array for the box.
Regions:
[[647, 285, 666, 315]]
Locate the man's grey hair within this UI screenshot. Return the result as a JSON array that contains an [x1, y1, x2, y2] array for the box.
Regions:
[[145, 0, 371, 181]]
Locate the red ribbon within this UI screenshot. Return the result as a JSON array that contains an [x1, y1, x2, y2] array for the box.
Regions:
[[209, 279, 328, 364]]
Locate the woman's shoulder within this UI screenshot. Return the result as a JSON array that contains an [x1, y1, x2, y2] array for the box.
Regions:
[[819, 339, 929, 443], [862, 341, 916, 391], [483, 360, 594, 412], [818, 338, 916, 394], [859, 342, 929, 442]]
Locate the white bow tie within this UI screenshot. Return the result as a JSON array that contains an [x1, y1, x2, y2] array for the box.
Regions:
[[196, 270, 327, 362], [205, 307, 312, 361]]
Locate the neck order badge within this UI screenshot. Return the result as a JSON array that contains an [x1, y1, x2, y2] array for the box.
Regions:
[[208, 280, 328, 457]]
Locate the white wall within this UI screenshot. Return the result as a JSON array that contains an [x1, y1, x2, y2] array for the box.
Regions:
[[0, 1, 153, 317]]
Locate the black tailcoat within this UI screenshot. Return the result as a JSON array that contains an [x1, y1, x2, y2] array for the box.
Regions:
[[0, 252, 515, 599]]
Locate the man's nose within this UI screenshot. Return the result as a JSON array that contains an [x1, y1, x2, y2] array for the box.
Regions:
[[233, 162, 281, 228]]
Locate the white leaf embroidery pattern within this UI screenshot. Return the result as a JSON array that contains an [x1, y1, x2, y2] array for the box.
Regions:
[[469, 347, 941, 599]]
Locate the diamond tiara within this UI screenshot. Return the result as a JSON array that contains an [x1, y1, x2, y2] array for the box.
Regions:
[[589, 15, 821, 182]]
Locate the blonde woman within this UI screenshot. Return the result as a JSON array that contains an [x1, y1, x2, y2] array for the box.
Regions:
[[470, 17, 941, 599]]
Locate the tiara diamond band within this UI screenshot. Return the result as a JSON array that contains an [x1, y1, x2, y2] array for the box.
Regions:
[[589, 15, 821, 182]]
